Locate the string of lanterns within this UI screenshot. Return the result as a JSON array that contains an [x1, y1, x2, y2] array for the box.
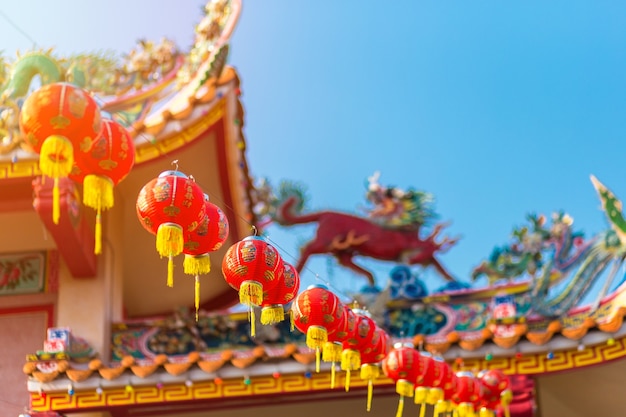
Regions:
[[220, 244, 512, 417], [136, 164, 229, 320], [19, 82, 135, 254], [18, 81, 515, 417]]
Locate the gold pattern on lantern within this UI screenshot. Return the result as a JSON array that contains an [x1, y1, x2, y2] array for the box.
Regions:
[[98, 159, 118, 170], [241, 242, 256, 261], [68, 90, 88, 117], [50, 115, 70, 129], [163, 205, 181, 216]]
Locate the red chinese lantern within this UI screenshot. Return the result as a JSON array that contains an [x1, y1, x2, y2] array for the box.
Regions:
[[136, 169, 206, 287], [222, 235, 284, 336], [70, 118, 135, 254], [382, 343, 422, 417], [260, 262, 300, 325], [292, 284, 344, 372], [19, 82, 102, 224], [182, 196, 230, 320], [431, 357, 457, 417], [413, 351, 436, 417], [322, 304, 356, 389], [478, 369, 511, 417], [452, 371, 484, 417], [342, 309, 377, 392], [359, 326, 390, 412]]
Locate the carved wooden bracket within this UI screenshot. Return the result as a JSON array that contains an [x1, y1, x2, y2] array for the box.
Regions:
[[32, 177, 97, 278]]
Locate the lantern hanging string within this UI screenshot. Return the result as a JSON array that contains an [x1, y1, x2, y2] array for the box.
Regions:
[[198, 186, 358, 304]]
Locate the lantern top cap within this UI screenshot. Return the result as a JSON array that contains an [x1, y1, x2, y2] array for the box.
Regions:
[[306, 284, 328, 290], [243, 235, 269, 243], [353, 308, 372, 317], [393, 342, 414, 349], [420, 351, 433, 358], [159, 170, 188, 179], [456, 370, 476, 378]]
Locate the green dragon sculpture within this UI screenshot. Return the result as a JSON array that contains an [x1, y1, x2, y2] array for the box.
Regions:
[[0, 0, 235, 156]]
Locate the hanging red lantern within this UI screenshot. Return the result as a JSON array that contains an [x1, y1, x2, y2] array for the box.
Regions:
[[452, 371, 484, 417], [342, 309, 377, 392], [292, 284, 344, 372], [70, 118, 135, 254], [19, 82, 102, 224], [182, 196, 230, 320], [222, 235, 284, 336], [359, 326, 390, 412], [382, 343, 422, 417], [136, 168, 206, 287], [260, 262, 300, 325], [322, 304, 356, 389], [430, 357, 457, 417], [414, 352, 437, 417], [478, 369, 511, 417]]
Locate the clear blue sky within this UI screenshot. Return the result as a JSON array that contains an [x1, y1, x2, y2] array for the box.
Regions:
[[2, 1, 626, 299]]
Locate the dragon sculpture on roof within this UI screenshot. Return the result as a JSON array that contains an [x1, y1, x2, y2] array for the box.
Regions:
[[0, 0, 232, 156], [253, 174, 459, 287]]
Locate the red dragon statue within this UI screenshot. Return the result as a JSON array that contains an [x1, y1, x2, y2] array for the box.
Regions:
[[268, 179, 459, 286]]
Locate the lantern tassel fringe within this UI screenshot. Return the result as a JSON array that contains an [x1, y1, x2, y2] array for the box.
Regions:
[[156, 223, 183, 287], [39, 135, 74, 225], [83, 175, 114, 255], [184, 253, 211, 275], [395, 395, 405, 417], [361, 364, 380, 412], [95, 212, 102, 254], [250, 307, 256, 337], [53, 178, 60, 225], [415, 387, 428, 417], [261, 305, 284, 325], [239, 281, 263, 306], [195, 275, 200, 321]]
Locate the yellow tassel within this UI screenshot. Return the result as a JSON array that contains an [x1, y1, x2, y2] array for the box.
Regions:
[[427, 388, 444, 405], [501, 389, 512, 417], [250, 307, 256, 337], [167, 255, 174, 287], [95, 211, 102, 254], [183, 253, 211, 275], [239, 281, 263, 306], [341, 349, 360, 392], [53, 177, 60, 225], [360, 363, 380, 380], [260, 305, 285, 325], [415, 387, 428, 417], [396, 380, 414, 398], [322, 341, 342, 362], [289, 309, 295, 332], [360, 364, 380, 412], [316, 347, 321, 373], [156, 223, 184, 257], [331, 364, 336, 389], [479, 408, 495, 417], [341, 349, 361, 371], [434, 400, 448, 417], [306, 326, 328, 350], [83, 174, 114, 211], [156, 223, 183, 287], [457, 403, 474, 417], [367, 379, 374, 411], [39, 135, 74, 226], [395, 395, 405, 417], [195, 275, 200, 321]]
